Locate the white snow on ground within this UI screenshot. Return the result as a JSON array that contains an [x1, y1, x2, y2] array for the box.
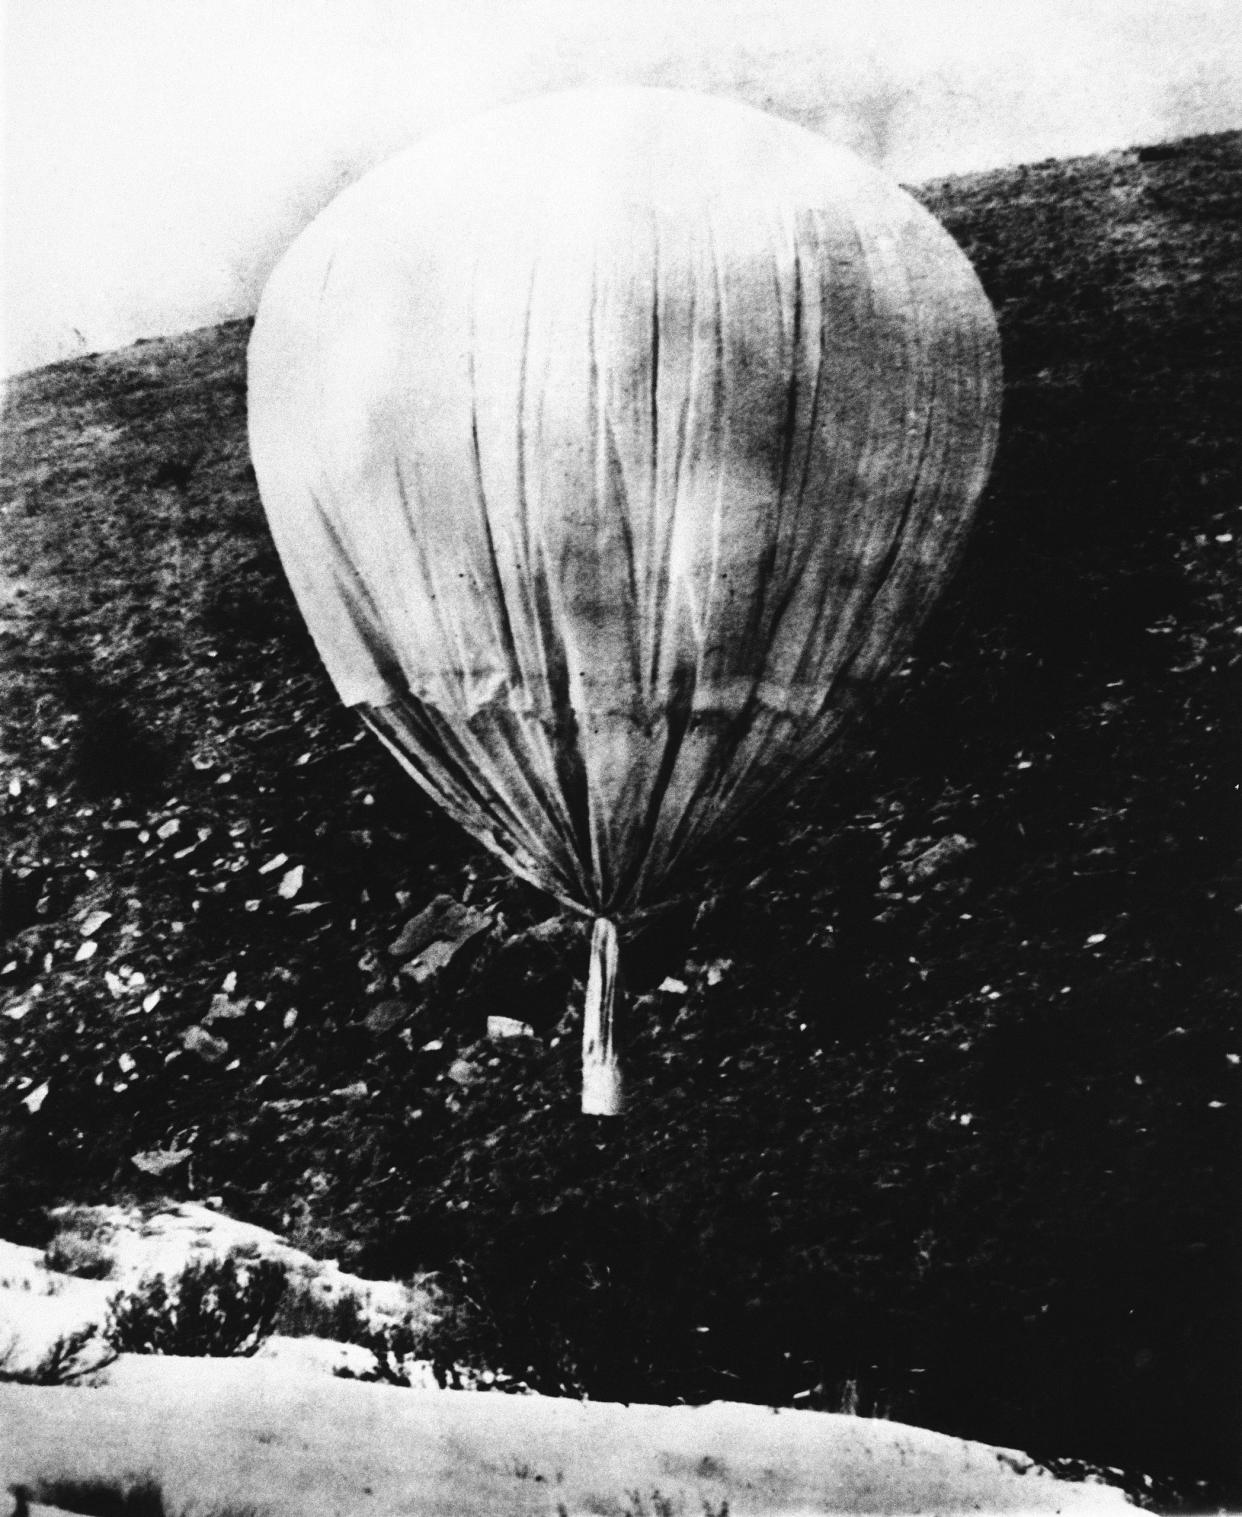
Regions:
[[1, 1360, 1134, 1516], [0, 1205, 1136, 1512], [0, 1201, 436, 1376], [0, 1239, 116, 1375], [43, 1199, 434, 1321]]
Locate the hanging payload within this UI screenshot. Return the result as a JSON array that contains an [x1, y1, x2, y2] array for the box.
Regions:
[[248, 87, 1001, 1115]]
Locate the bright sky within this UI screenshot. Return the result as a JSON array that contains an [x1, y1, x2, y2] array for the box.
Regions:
[[2, 0, 1240, 375]]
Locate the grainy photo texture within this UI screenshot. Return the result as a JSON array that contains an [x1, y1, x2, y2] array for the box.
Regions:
[[1, 4, 1239, 1514]]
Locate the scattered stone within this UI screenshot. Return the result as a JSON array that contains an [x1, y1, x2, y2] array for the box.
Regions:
[[391, 895, 479, 957], [182, 1025, 229, 1062], [20, 1081, 49, 1114], [205, 992, 248, 1022], [487, 1015, 534, 1039], [400, 939, 458, 985], [365, 999, 408, 1034], [900, 835, 975, 886], [447, 1057, 481, 1087], [131, 1146, 192, 1176], [391, 895, 492, 983]]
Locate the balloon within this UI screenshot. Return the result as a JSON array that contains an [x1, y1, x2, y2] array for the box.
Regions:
[[248, 87, 1001, 1114]]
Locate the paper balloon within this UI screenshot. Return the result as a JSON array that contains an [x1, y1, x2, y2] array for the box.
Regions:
[[249, 88, 1001, 1113]]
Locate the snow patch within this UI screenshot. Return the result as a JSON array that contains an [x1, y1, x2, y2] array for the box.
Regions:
[[0, 1366, 1135, 1516]]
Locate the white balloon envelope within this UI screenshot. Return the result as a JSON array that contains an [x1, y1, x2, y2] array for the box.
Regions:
[[248, 87, 1002, 1114]]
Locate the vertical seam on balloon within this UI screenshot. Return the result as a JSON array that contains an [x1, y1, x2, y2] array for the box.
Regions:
[[754, 212, 829, 694], [521, 256, 576, 743], [390, 455, 442, 681], [629, 228, 702, 904], [583, 249, 620, 901], [848, 222, 941, 684], [789, 212, 857, 692], [497, 252, 592, 891], [793, 206, 889, 693], [467, 262, 523, 700], [589, 244, 641, 692], [304, 250, 377, 681], [817, 379, 938, 721], [584, 257, 608, 895], [731, 219, 788, 714], [901, 272, 959, 630], [529, 255, 592, 898], [699, 210, 728, 652], [645, 210, 663, 703], [515, 255, 545, 694], [845, 214, 899, 648], [602, 409, 643, 691], [794, 213, 828, 516], [309, 249, 340, 521], [807, 204, 868, 598], [758, 213, 818, 697], [759, 228, 819, 667], [662, 237, 696, 688], [650, 214, 661, 502], [303, 485, 401, 692], [774, 217, 802, 563], [673, 210, 734, 859]]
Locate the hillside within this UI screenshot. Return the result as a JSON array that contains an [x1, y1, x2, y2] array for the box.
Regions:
[[1, 131, 1240, 1507]]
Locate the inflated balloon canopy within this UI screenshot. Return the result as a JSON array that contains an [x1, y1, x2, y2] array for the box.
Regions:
[[248, 87, 1001, 1115]]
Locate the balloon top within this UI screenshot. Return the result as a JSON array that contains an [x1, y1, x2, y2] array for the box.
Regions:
[[249, 88, 1000, 914], [315, 87, 889, 233]]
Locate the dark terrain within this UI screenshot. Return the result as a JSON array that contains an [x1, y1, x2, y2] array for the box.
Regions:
[[1, 132, 1239, 1508]]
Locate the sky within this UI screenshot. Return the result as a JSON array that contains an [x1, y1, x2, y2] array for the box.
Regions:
[[2, 0, 1240, 376]]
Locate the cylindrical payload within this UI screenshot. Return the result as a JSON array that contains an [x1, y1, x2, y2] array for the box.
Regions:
[[248, 87, 1001, 1115]]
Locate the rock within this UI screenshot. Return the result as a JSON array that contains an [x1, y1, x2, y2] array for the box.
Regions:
[[181, 1025, 229, 1062], [399, 939, 460, 985], [130, 1147, 192, 1176], [447, 1057, 481, 1087], [364, 999, 408, 1034], [390, 895, 489, 958], [486, 1016, 534, 1039], [900, 834, 975, 886], [204, 993, 248, 1022], [391, 897, 492, 984], [329, 1081, 369, 1101]]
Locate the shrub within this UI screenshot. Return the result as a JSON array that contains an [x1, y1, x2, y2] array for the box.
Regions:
[[105, 1253, 288, 1358], [44, 1232, 116, 1280], [0, 1322, 117, 1385], [17, 1474, 168, 1517], [271, 1277, 373, 1342], [15, 1473, 265, 1517], [337, 1288, 528, 1393], [330, 1310, 431, 1388]]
